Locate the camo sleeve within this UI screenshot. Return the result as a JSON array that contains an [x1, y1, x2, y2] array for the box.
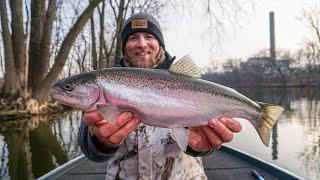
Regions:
[[78, 122, 118, 162]]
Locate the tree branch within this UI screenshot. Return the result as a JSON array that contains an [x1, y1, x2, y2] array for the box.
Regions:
[[33, 0, 103, 102]]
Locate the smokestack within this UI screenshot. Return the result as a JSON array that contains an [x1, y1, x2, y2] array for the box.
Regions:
[[269, 12, 276, 61]]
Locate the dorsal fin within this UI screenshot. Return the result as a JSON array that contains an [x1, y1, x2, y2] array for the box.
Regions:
[[168, 54, 201, 78]]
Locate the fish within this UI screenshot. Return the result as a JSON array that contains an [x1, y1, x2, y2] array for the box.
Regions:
[[51, 55, 284, 151]]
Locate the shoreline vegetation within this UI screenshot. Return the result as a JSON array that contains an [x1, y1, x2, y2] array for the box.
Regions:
[[234, 83, 320, 88], [0, 97, 71, 121], [202, 57, 320, 89]]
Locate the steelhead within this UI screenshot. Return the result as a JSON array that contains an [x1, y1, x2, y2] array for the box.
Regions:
[[51, 55, 284, 151]]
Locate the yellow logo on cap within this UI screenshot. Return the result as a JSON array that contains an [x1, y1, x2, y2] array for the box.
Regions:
[[131, 19, 148, 29]]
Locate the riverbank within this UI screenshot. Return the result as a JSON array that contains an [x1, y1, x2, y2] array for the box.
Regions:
[[0, 97, 71, 121], [197, 77, 320, 89], [222, 82, 320, 88]]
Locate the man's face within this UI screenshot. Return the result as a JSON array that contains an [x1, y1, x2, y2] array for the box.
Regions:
[[125, 32, 160, 68]]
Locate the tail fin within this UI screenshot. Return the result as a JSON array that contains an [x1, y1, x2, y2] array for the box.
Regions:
[[256, 102, 284, 146]]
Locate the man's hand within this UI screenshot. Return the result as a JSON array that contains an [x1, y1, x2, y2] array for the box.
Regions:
[[188, 117, 242, 152], [82, 111, 141, 148]]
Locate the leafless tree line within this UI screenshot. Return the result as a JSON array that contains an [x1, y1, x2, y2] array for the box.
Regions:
[[0, 0, 255, 112], [202, 49, 320, 87], [203, 7, 320, 87]]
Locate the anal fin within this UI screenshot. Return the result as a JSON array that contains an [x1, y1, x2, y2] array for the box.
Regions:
[[171, 128, 189, 151]]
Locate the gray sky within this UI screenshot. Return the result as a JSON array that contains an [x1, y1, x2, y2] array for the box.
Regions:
[[162, 0, 319, 67]]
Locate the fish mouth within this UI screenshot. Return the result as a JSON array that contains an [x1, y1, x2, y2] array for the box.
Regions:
[[50, 88, 63, 99], [50, 88, 72, 106], [50, 88, 85, 110]]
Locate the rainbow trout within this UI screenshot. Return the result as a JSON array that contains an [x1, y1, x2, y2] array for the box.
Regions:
[[51, 55, 284, 151]]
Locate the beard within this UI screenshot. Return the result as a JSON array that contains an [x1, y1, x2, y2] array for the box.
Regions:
[[128, 47, 158, 68], [131, 58, 156, 68]]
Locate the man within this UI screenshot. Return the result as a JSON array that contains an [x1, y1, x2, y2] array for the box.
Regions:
[[78, 12, 242, 179]]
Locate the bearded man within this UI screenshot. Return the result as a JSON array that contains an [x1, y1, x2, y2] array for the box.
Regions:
[[78, 12, 242, 180]]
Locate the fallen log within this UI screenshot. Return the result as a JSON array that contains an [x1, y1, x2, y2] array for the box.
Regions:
[[0, 109, 32, 121]]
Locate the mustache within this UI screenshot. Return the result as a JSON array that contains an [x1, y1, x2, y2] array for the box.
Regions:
[[134, 47, 152, 53]]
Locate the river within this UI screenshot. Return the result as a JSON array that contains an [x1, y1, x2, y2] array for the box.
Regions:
[[0, 87, 319, 179]]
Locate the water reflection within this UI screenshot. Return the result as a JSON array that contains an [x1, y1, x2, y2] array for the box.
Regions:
[[271, 123, 278, 160], [230, 87, 320, 180], [0, 111, 82, 179], [293, 99, 320, 180]]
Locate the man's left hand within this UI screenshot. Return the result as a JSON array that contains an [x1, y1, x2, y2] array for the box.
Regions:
[[188, 117, 242, 152]]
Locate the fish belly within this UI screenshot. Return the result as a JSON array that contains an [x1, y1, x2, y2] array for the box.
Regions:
[[112, 86, 260, 128]]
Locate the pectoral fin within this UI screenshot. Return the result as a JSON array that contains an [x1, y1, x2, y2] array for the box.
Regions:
[[97, 103, 141, 124], [171, 128, 189, 151], [96, 104, 120, 123]]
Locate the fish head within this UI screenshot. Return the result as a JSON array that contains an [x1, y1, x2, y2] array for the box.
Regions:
[[51, 73, 101, 111]]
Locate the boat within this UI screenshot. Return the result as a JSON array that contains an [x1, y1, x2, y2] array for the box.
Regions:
[[38, 145, 303, 180]]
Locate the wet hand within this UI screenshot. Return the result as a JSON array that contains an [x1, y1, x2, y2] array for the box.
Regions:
[[82, 111, 141, 148], [188, 117, 242, 152]]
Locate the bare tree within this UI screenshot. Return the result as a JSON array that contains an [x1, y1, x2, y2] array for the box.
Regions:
[[28, 0, 57, 93], [111, 0, 128, 65], [33, 0, 104, 102], [253, 48, 293, 85], [75, 33, 89, 73], [90, 5, 98, 70], [222, 58, 240, 71], [0, 0, 22, 98], [302, 7, 320, 43], [297, 7, 320, 84], [11, 0, 28, 94], [98, 1, 107, 68], [222, 58, 241, 84], [1, 0, 103, 108]]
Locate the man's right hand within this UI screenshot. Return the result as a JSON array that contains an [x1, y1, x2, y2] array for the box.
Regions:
[[82, 111, 141, 148]]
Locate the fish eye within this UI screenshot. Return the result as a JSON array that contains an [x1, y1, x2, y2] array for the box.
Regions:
[[62, 84, 74, 91]]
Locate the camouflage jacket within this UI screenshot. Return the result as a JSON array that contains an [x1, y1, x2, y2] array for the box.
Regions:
[[78, 123, 208, 180]]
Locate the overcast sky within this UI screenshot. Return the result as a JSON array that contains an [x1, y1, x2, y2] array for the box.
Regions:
[[162, 0, 319, 67]]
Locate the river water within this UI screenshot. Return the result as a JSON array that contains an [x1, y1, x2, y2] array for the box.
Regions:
[[0, 87, 319, 179]]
